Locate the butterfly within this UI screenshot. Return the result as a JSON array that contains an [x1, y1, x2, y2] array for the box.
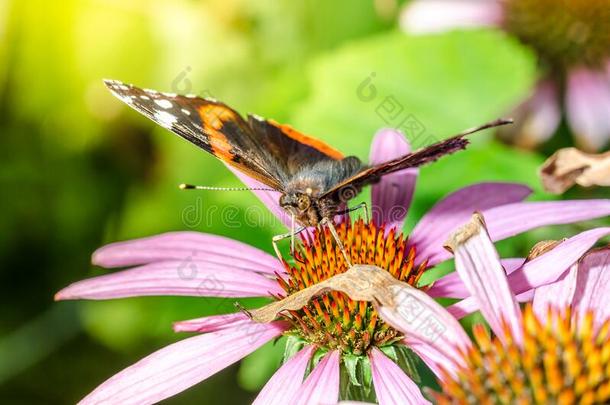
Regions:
[[104, 79, 511, 262]]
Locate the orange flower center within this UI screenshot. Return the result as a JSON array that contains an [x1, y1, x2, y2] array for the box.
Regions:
[[275, 219, 428, 355], [434, 305, 610, 404]]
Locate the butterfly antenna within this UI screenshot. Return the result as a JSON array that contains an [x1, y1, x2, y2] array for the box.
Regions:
[[455, 118, 514, 138], [179, 183, 276, 192]]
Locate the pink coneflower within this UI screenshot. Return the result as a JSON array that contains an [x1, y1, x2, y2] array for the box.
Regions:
[[400, 0, 610, 151], [409, 213, 610, 404], [56, 129, 610, 404]]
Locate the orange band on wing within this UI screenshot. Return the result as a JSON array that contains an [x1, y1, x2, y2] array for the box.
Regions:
[[198, 104, 239, 131], [197, 104, 238, 161], [195, 104, 281, 188], [268, 120, 344, 160]]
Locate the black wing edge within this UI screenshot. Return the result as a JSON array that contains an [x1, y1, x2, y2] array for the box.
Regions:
[[321, 118, 513, 197]]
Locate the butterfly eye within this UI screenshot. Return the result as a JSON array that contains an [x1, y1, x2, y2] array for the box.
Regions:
[[297, 195, 310, 210]]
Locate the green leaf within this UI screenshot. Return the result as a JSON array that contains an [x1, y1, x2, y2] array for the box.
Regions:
[[282, 334, 307, 363], [343, 353, 362, 387], [381, 345, 441, 394], [379, 345, 397, 362], [310, 347, 328, 370], [339, 354, 375, 402], [394, 345, 421, 384], [303, 347, 330, 382], [292, 29, 537, 158], [361, 356, 373, 395], [379, 344, 421, 383]]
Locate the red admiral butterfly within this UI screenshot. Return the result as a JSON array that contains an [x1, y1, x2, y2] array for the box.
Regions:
[[104, 79, 511, 262]]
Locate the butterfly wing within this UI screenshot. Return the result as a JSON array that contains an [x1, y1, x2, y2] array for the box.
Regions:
[[246, 115, 345, 176], [104, 79, 288, 189], [321, 135, 470, 199], [104, 80, 349, 191], [320, 119, 513, 200]]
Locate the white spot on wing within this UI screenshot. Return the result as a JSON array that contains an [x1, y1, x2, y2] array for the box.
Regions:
[[108, 89, 133, 105], [154, 99, 173, 109], [181, 108, 191, 115], [154, 111, 177, 129], [144, 88, 158, 94], [140, 95, 150, 100]]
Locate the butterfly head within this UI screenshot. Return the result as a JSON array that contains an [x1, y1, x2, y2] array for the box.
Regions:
[[280, 191, 316, 225], [281, 184, 338, 227], [279, 192, 310, 211]]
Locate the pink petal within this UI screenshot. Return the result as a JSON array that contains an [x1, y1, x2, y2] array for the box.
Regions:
[[338, 402, 371, 405], [252, 345, 315, 405], [516, 289, 535, 303], [449, 286, 559, 319], [502, 79, 561, 146], [445, 299, 479, 320], [369, 128, 418, 232], [369, 348, 430, 405], [55, 261, 282, 300], [521, 80, 561, 143], [447, 288, 536, 319], [428, 258, 524, 298], [403, 336, 455, 380], [487, 200, 610, 243], [532, 263, 580, 320], [409, 183, 532, 265], [447, 214, 523, 344], [572, 248, 610, 327], [400, 0, 503, 34], [425, 271, 464, 299], [419, 199, 610, 265], [507, 227, 610, 294], [226, 164, 292, 228], [451, 227, 610, 319], [92, 232, 279, 274], [173, 312, 251, 333], [566, 67, 610, 151], [79, 321, 287, 405], [293, 350, 340, 405], [376, 283, 470, 371]]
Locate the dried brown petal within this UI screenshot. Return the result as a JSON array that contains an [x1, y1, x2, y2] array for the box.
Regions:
[[540, 147, 610, 194], [250, 265, 400, 323]]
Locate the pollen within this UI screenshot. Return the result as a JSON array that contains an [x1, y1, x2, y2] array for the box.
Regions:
[[275, 219, 428, 355], [503, 0, 610, 70], [433, 305, 610, 404]]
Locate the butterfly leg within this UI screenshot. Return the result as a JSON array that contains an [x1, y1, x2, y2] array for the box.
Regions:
[[320, 217, 353, 267], [290, 213, 296, 256], [272, 226, 306, 263], [289, 215, 307, 264], [336, 201, 369, 223]]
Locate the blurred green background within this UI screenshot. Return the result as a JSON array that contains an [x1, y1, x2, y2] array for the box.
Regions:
[[0, 1, 608, 403]]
